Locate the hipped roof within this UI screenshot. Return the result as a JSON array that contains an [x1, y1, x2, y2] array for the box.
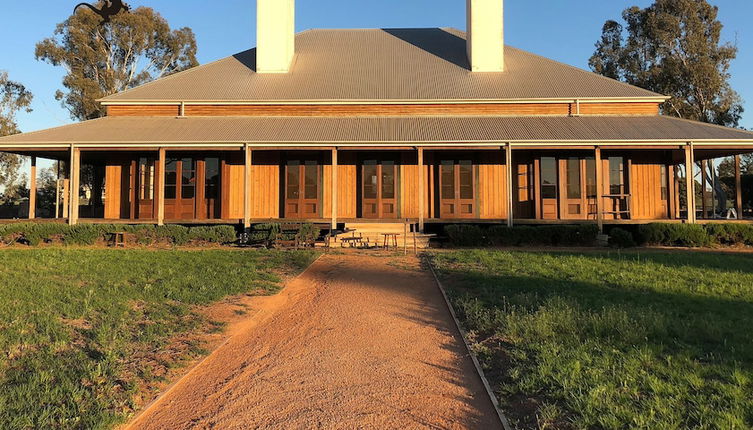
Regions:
[[99, 28, 665, 104], [2, 115, 753, 147]]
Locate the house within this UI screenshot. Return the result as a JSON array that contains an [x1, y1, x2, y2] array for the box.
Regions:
[[2, 0, 752, 235]]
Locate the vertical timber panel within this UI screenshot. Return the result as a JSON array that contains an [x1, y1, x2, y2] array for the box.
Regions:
[[28, 157, 36, 219]]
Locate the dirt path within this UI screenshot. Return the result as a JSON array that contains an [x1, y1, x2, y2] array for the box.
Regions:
[[127, 254, 502, 430]]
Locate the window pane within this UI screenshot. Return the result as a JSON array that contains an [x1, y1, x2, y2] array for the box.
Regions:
[[205, 158, 220, 199], [586, 158, 596, 198], [567, 158, 581, 199], [441, 161, 455, 200], [660, 165, 668, 200], [609, 157, 624, 195], [381, 162, 395, 199], [164, 186, 176, 199], [287, 161, 300, 199], [541, 157, 557, 199], [459, 160, 473, 199], [304, 161, 318, 199], [363, 162, 377, 199], [182, 184, 195, 199]]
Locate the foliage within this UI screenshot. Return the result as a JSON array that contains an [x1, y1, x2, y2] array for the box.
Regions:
[[0, 223, 239, 247], [245, 223, 321, 247], [433, 250, 753, 429], [0, 71, 33, 195], [608, 227, 637, 248], [446, 224, 599, 247], [35, 3, 198, 121], [589, 0, 743, 127], [444, 224, 485, 247], [637, 223, 711, 247], [705, 223, 753, 246], [0, 248, 318, 428]]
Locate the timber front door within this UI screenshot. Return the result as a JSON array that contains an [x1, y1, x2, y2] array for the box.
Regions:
[[163, 156, 222, 220], [361, 159, 397, 219], [285, 158, 321, 219], [439, 159, 475, 218]]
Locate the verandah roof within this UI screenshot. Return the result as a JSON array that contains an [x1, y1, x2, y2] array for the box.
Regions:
[[2, 115, 753, 148]]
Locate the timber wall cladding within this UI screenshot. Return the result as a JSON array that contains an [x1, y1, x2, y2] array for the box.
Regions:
[[478, 151, 508, 219], [106, 102, 661, 117], [250, 151, 281, 219]]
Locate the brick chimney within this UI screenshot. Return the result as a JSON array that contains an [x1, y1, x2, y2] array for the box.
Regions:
[[466, 0, 504, 72], [256, 0, 295, 73]]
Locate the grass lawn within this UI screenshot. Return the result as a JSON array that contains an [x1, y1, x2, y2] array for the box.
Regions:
[[431, 250, 753, 429], [0, 248, 317, 429]]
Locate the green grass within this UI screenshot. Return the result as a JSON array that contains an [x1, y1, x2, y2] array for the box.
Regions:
[[431, 250, 753, 429], [0, 248, 317, 429]]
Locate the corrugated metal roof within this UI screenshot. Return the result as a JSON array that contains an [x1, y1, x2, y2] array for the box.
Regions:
[[3, 115, 752, 146], [100, 29, 664, 103]]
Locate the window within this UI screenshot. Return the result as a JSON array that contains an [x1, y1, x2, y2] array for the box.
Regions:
[[304, 161, 318, 199], [205, 158, 220, 200], [363, 160, 378, 199], [181, 158, 196, 199], [381, 161, 395, 199], [441, 160, 455, 200], [138, 157, 155, 200], [609, 157, 625, 195], [459, 160, 473, 199], [286, 160, 300, 199], [660, 164, 668, 201], [585, 157, 596, 198], [164, 158, 178, 199]]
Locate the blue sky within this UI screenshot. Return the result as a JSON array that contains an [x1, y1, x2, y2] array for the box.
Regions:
[[1, 0, 751, 134]]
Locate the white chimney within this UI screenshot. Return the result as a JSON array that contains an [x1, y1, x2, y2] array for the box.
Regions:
[[466, 0, 504, 72], [256, 0, 295, 74]]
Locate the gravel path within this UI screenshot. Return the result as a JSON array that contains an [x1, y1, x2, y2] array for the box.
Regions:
[[127, 254, 502, 430]]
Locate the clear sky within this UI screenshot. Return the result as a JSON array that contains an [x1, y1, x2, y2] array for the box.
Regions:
[[1, 0, 751, 134]]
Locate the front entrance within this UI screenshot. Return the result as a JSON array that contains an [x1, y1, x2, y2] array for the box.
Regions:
[[285, 158, 321, 219], [361, 158, 398, 219], [163, 156, 222, 220], [439, 159, 475, 218]]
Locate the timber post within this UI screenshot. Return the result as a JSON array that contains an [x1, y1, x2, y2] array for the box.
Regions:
[[68, 146, 81, 225], [505, 143, 514, 227], [28, 156, 36, 220], [595, 146, 604, 233], [331, 147, 338, 231], [157, 148, 166, 226], [418, 146, 425, 233], [736, 154, 743, 219], [244, 144, 252, 229], [685, 143, 696, 224]]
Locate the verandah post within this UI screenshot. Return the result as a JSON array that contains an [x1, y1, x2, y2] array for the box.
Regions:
[[505, 143, 514, 227], [418, 146, 424, 233], [685, 143, 696, 224], [331, 147, 338, 231], [595, 146, 604, 233], [28, 156, 36, 219], [157, 148, 166, 226], [244, 144, 252, 229], [735, 154, 743, 219], [68, 146, 80, 225]]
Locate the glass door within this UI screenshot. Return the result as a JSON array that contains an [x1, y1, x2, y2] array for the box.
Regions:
[[540, 157, 558, 220], [164, 157, 197, 220], [439, 159, 475, 218], [285, 158, 320, 219], [361, 159, 397, 219], [560, 157, 595, 220], [136, 157, 156, 219]]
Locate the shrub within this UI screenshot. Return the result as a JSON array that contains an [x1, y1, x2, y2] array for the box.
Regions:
[[445, 225, 486, 247], [608, 228, 636, 248], [706, 223, 753, 246], [297, 223, 321, 243], [638, 223, 710, 247], [188, 226, 237, 244]]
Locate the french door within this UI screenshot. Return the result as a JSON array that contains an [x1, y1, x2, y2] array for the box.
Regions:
[[136, 157, 156, 219], [361, 159, 398, 219], [285, 158, 321, 219], [164, 157, 197, 220], [559, 157, 596, 220], [539, 157, 559, 220], [439, 159, 475, 218]]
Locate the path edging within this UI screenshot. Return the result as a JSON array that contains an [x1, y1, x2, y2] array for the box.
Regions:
[[424, 256, 513, 430]]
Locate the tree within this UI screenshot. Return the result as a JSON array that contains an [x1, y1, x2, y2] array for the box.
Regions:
[[0, 71, 33, 195], [35, 3, 198, 121], [589, 0, 743, 127]]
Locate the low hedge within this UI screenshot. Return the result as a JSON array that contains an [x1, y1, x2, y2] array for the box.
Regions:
[[445, 224, 599, 247], [608, 228, 637, 248], [637, 223, 711, 248], [245, 223, 321, 246], [0, 223, 238, 247]]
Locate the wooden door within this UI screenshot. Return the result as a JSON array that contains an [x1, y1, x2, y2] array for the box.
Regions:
[[539, 157, 558, 220], [362, 159, 398, 219], [559, 157, 594, 220], [439, 159, 475, 219], [285, 159, 321, 219], [604, 156, 629, 219], [136, 157, 156, 219], [514, 160, 535, 218], [164, 157, 197, 220]]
